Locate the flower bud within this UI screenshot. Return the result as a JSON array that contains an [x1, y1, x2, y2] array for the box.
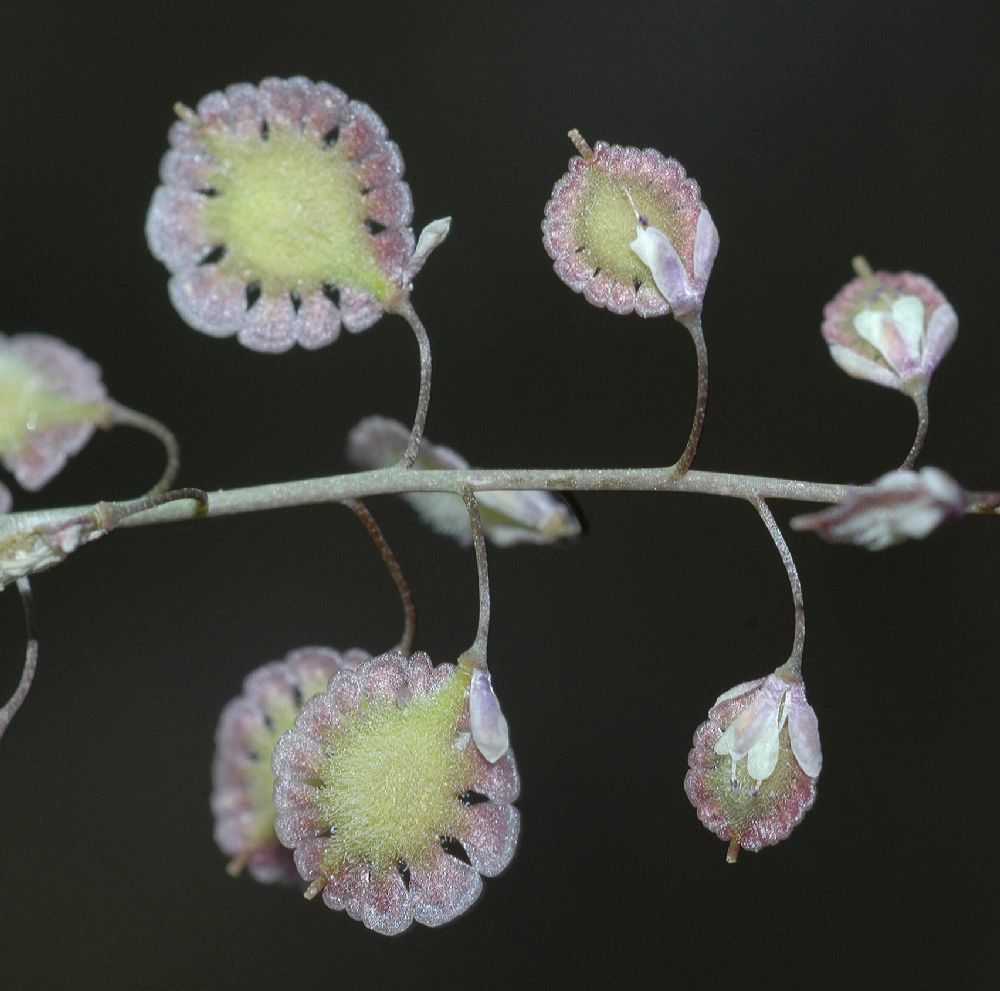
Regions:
[[791, 466, 966, 551], [469, 667, 510, 762]]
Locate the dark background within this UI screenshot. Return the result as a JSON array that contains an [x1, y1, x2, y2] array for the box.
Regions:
[[1, 1, 997, 987]]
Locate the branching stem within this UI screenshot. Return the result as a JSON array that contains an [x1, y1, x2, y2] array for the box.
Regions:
[[6, 466, 997, 536], [0, 469, 862, 534]]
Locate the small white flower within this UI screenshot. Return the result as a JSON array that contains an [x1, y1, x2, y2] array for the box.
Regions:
[[629, 209, 719, 319], [713, 674, 822, 790], [822, 264, 957, 395], [791, 467, 966, 551], [0, 516, 97, 590]]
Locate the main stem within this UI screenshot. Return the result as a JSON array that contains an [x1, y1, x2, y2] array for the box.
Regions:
[[0, 468, 860, 535]]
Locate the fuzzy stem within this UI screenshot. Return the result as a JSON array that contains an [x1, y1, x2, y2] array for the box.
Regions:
[[0, 578, 39, 740], [0, 469, 866, 535], [669, 313, 709, 478], [390, 298, 432, 470], [4, 466, 994, 565], [108, 402, 181, 496], [462, 487, 491, 663], [345, 499, 416, 656], [751, 496, 805, 676], [901, 387, 930, 470]]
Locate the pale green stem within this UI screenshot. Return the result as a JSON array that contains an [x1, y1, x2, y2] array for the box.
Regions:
[[0, 469, 860, 535]]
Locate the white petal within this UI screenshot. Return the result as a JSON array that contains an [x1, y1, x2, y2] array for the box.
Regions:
[[890, 296, 926, 353], [692, 207, 719, 293], [788, 696, 822, 777], [745, 720, 781, 784], [853, 303, 923, 377], [714, 677, 785, 761], [919, 466, 965, 506], [470, 670, 509, 763], [629, 223, 693, 314], [405, 217, 452, 281], [713, 678, 764, 707], [827, 343, 904, 390], [404, 492, 474, 544], [477, 489, 581, 546], [920, 303, 958, 375]]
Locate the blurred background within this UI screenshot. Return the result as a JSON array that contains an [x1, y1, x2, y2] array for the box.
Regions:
[[1, 1, 997, 986]]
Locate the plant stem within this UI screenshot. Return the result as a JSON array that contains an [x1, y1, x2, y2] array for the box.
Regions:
[[462, 487, 490, 663], [0, 468, 858, 535], [109, 403, 181, 496], [751, 497, 805, 676], [0, 578, 38, 740], [344, 499, 416, 656], [393, 298, 432, 469], [669, 313, 708, 477], [901, 388, 929, 470]]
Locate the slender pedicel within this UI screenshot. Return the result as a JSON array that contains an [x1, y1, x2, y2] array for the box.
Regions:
[[344, 498, 415, 655], [671, 312, 708, 477], [461, 486, 490, 662], [0, 578, 38, 740], [900, 387, 929, 470], [108, 403, 181, 496], [622, 190, 709, 477], [460, 486, 510, 763], [750, 496, 804, 674], [390, 298, 433, 470]]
